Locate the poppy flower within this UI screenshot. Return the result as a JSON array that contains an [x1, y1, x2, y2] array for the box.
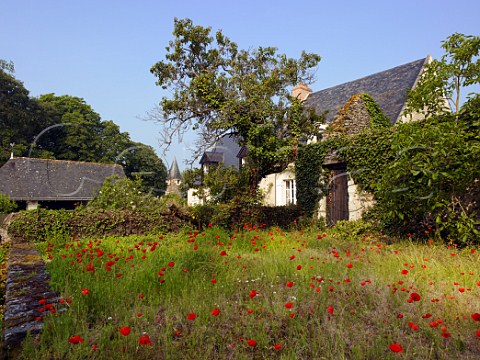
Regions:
[[472, 313, 480, 322], [119, 326, 131, 336], [249, 290, 259, 299], [247, 339, 257, 347], [68, 334, 84, 344], [327, 306, 334, 314], [389, 343, 403, 353], [347, 263, 353, 268], [81, 288, 90, 295], [409, 292, 421, 302], [284, 302, 293, 309], [139, 334, 153, 346], [168, 261, 175, 268], [476, 330, 480, 337], [286, 281, 294, 288], [274, 343, 282, 350], [187, 312, 196, 321], [211, 308, 220, 316], [220, 250, 227, 256]]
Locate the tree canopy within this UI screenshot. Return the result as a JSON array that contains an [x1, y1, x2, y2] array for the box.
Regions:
[[404, 33, 480, 118], [0, 70, 167, 195], [151, 18, 322, 194]]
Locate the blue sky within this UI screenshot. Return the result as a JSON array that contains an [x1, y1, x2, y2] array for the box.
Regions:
[[2, 0, 479, 171]]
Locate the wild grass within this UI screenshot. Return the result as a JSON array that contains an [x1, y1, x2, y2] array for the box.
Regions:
[[19, 224, 480, 359]]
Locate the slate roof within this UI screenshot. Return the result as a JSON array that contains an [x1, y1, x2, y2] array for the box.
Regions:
[[167, 157, 182, 180], [0, 157, 125, 201], [305, 58, 428, 125], [199, 134, 243, 168]]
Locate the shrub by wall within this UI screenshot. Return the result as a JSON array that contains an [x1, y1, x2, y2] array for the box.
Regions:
[[8, 207, 191, 242]]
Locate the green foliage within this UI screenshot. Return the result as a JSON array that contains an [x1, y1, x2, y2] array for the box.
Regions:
[[375, 111, 480, 244], [295, 142, 330, 217], [362, 94, 391, 128], [404, 33, 480, 117], [0, 69, 54, 164], [297, 93, 479, 244], [87, 176, 161, 211], [0, 193, 17, 213], [183, 165, 249, 204], [8, 206, 191, 242], [151, 18, 323, 194]]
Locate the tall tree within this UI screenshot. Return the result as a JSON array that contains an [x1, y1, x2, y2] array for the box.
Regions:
[[150, 18, 322, 195], [404, 33, 480, 118], [38, 94, 105, 161], [0, 69, 53, 164]]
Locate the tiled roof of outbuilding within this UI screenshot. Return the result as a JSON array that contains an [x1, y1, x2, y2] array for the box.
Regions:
[[0, 157, 125, 201]]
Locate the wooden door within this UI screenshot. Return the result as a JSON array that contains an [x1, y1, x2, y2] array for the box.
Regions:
[[327, 169, 349, 226]]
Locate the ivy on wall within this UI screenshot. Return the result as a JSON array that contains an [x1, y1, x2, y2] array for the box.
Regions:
[[296, 94, 393, 218], [362, 93, 392, 128]]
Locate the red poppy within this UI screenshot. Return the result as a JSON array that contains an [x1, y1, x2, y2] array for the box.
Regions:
[[296, 265, 302, 270], [211, 308, 220, 316], [409, 292, 421, 302], [68, 334, 84, 344], [139, 334, 153, 346], [284, 302, 293, 309], [187, 312, 196, 321], [212, 278, 217, 284], [397, 313, 404, 319], [119, 326, 131, 336], [249, 290, 259, 299], [347, 263, 353, 268], [247, 339, 257, 347], [476, 330, 480, 337], [408, 321, 419, 331], [168, 261, 175, 268], [81, 288, 90, 295], [472, 313, 480, 322], [286, 281, 294, 288], [401, 269, 408, 275], [327, 306, 334, 314], [422, 313, 432, 319], [274, 343, 282, 350], [389, 343, 403, 353]]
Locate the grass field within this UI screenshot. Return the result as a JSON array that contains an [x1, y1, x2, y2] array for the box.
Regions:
[[17, 222, 480, 359]]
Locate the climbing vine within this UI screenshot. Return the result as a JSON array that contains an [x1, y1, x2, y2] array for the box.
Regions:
[[362, 93, 392, 128]]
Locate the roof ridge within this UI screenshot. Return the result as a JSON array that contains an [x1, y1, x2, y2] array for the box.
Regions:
[[314, 58, 427, 94], [9, 157, 122, 167]]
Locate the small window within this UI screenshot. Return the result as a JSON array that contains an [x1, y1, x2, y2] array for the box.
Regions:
[[285, 179, 296, 205]]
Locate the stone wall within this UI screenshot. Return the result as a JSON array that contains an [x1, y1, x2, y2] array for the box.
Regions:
[[2, 232, 57, 356]]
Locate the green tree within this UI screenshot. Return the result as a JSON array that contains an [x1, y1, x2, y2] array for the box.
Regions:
[[150, 18, 322, 196], [0, 69, 53, 165], [404, 33, 480, 118], [38, 94, 168, 194], [120, 142, 168, 196], [38, 94, 104, 162]]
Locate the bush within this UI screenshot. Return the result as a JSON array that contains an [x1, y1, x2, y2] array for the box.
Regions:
[[8, 207, 191, 242], [0, 193, 17, 214]]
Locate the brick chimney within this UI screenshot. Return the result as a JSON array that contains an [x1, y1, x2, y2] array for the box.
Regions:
[[292, 82, 312, 101]]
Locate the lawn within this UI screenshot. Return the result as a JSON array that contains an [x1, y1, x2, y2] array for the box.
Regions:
[[18, 222, 480, 359]]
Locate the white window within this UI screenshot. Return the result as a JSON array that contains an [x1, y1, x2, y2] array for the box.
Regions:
[[285, 179, 296, 205]]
